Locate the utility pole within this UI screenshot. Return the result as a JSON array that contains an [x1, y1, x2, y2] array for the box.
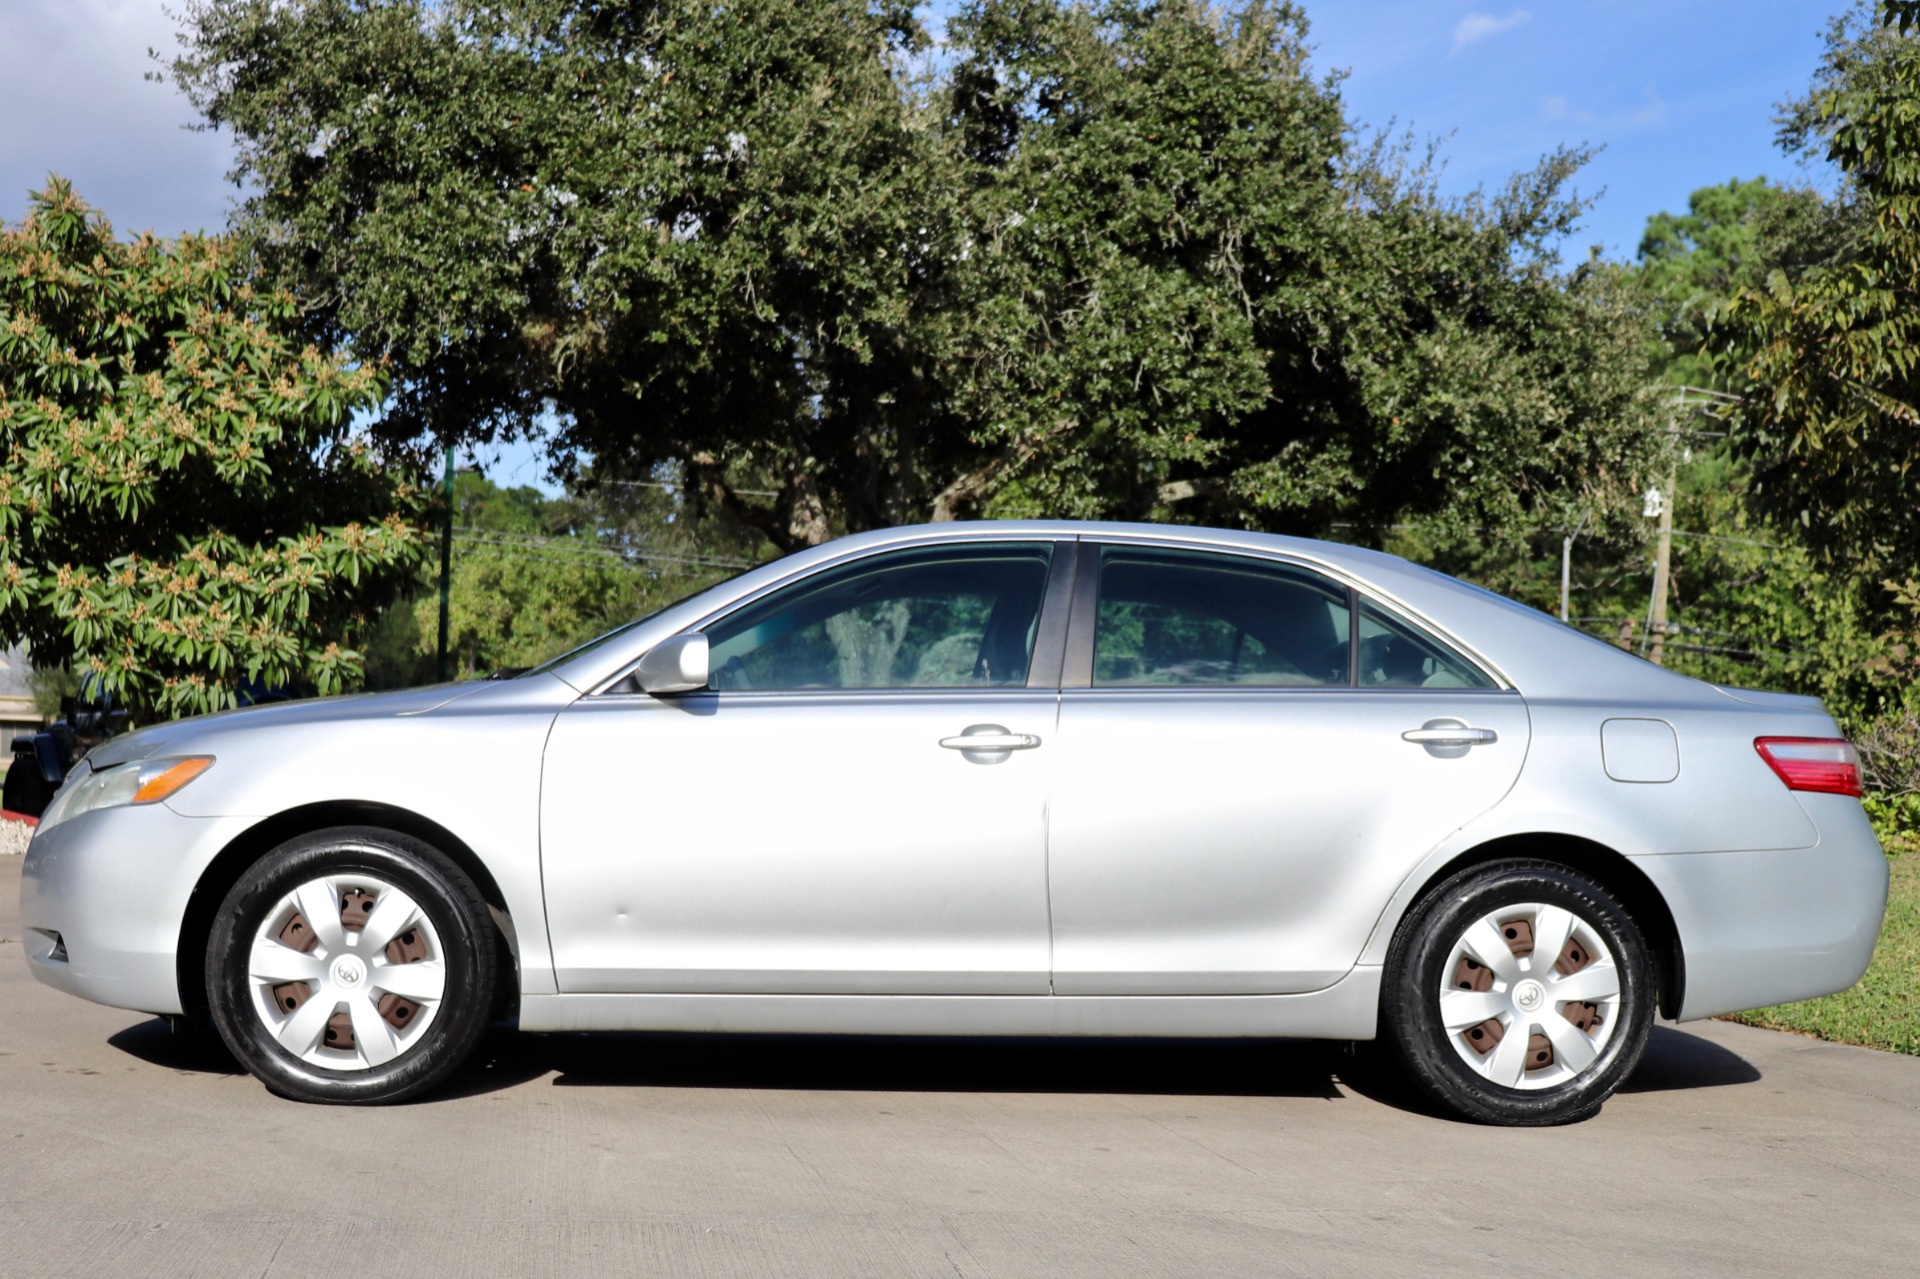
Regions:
[[436, 444, 454, 682], [1646, 459, 1676, 667], [1639, 384, 1732, 665], [1559, 510, 1590, 623]]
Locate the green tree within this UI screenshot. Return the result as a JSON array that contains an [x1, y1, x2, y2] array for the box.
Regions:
[[170, 0, 1661, 551], [1717, 0, 1920, 614], [1612, 182, 1882, 711], [363, 468, 774, 686], [425, 477, 643, 679], [1635, 177, 1785, 388], [1620, 450, 1887, 716], [0, 180, 428, 718], [173, 0, 939, 552], [943, 5, 1660, 546]]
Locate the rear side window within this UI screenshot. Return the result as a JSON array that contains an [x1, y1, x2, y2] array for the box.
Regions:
[[1358, 599, 1496, 689], [1092, 547, 1351, 687]]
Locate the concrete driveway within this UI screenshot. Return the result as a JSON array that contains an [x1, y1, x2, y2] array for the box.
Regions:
[[4, 853, 1917, 1278]]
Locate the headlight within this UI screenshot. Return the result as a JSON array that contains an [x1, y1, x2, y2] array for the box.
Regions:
[[38, 756, 215, 833]]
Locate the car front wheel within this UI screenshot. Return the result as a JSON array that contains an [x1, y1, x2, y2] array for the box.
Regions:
[[1382, 859, 1653, 1125], [205, 827, 498, 1104]]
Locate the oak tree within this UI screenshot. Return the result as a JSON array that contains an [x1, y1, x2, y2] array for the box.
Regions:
[[170, 0, 1662, 552]]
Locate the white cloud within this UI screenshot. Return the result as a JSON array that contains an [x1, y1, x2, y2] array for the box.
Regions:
[[0, 0, 234, 236], [1452, 10, 1533, 54], [1623, 85, 1668, 129], [1537, 85, 1667, 132]]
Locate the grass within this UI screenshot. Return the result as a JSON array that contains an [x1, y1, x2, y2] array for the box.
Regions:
[[1725, 849, 1919, 1056]]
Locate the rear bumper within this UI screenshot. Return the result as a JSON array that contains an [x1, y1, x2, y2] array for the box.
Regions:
[[1639, 793, 1889, 1021], [18, 805, 251, 1016]]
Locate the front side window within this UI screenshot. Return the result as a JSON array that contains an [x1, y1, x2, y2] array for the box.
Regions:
[[1092, 547, 1352, 687], [703, 543, 1055, 690]]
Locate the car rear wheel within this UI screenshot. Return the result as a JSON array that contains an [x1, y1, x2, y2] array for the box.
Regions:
[[205, 827, 497, 1104], [1382, 859, 1653, 1125]]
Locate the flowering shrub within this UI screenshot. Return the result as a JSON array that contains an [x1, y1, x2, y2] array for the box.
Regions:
[[0, 180, 428, 719]]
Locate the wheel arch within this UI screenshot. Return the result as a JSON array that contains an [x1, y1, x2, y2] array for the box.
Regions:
[[1386, 833, 1686, 1021], [174, 801, 518, 1020]]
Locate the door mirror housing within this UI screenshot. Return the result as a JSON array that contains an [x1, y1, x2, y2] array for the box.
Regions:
[[634, 633, 710, 695]]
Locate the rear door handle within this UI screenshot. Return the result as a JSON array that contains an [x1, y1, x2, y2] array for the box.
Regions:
[[940, 725, 1042, 752], [1402, 725, 1498, 746]]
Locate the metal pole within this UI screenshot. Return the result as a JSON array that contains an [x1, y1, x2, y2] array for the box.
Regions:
[[1561, 537, 1573, 623], [436, 444, 454, 682], [1647, 463, 1676, 666], [1638, 579, 1656, 655], [1559, 511, 1588, 623]]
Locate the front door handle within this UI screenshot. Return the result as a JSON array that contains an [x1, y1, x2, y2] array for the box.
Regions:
[[1402, 724, 1498, 746], [940, 725, 1042, 752]]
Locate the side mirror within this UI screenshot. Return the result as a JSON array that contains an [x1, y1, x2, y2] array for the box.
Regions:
[[633, 633, 710, 695]]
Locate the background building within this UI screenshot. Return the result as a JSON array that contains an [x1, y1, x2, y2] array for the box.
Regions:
[[0, 644, 44, 760]]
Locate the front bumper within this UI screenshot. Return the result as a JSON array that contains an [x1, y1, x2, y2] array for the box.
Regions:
[[19, 804, 255, 1016], [1642, 793, 1890, 1021]]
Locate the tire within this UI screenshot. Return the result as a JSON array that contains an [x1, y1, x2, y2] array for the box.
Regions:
[[1382, 858, 1653, 1126], [205, 826, 498, 1104]]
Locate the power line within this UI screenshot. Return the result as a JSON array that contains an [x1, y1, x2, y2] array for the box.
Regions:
[[453, 530, 752, 571], [459, 527, 752, 568], [453, 526, 744, 568], [502, 450, 540, 485], [596, 477, 783, 498], [456, 541, 733, 576], [1669, 529, 1780, 550], [1663, 640, 1808, 661], [450, 540, 724, 581], [1565, 617, 1814, 660]]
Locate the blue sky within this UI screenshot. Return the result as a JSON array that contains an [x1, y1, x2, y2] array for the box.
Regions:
[[0, 0, 1854, 492], [1302, 1, 1844, 259]]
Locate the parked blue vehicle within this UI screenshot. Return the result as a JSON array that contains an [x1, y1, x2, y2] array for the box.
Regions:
[[4, 674, 128, 818], [4, 674, 290, 817]]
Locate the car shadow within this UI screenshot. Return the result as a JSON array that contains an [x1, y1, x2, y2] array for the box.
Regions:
[[107, 1016, 245, 1076], [107, 1016, 1355, 1103], [108, 1017, 1760, 1111], [1313, 1022, 1763, 1121], [1619, 1022, 1762, 1093], [440, 1029, 1353, 1102], [462, 1021, 1761, 1111]]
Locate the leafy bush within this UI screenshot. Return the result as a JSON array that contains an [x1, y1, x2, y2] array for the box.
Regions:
[[1852, 701, 1920, 853], [1865, 795, 1920, 855], [0, 180, 429, 719]]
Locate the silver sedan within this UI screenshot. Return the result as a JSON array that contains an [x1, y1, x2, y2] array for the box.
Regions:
[[18, 522, 1888, 1124]]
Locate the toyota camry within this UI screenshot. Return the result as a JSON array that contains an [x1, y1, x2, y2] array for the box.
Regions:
[[18, 521, 1889, 1124]]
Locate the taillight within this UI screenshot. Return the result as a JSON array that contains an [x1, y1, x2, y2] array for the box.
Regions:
[[1753, 737, 1862, 797]]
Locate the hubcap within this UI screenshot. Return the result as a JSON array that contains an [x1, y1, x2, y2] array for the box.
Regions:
[[1437, 901, 1622, 1091], [246, 874, 447, 1072]]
